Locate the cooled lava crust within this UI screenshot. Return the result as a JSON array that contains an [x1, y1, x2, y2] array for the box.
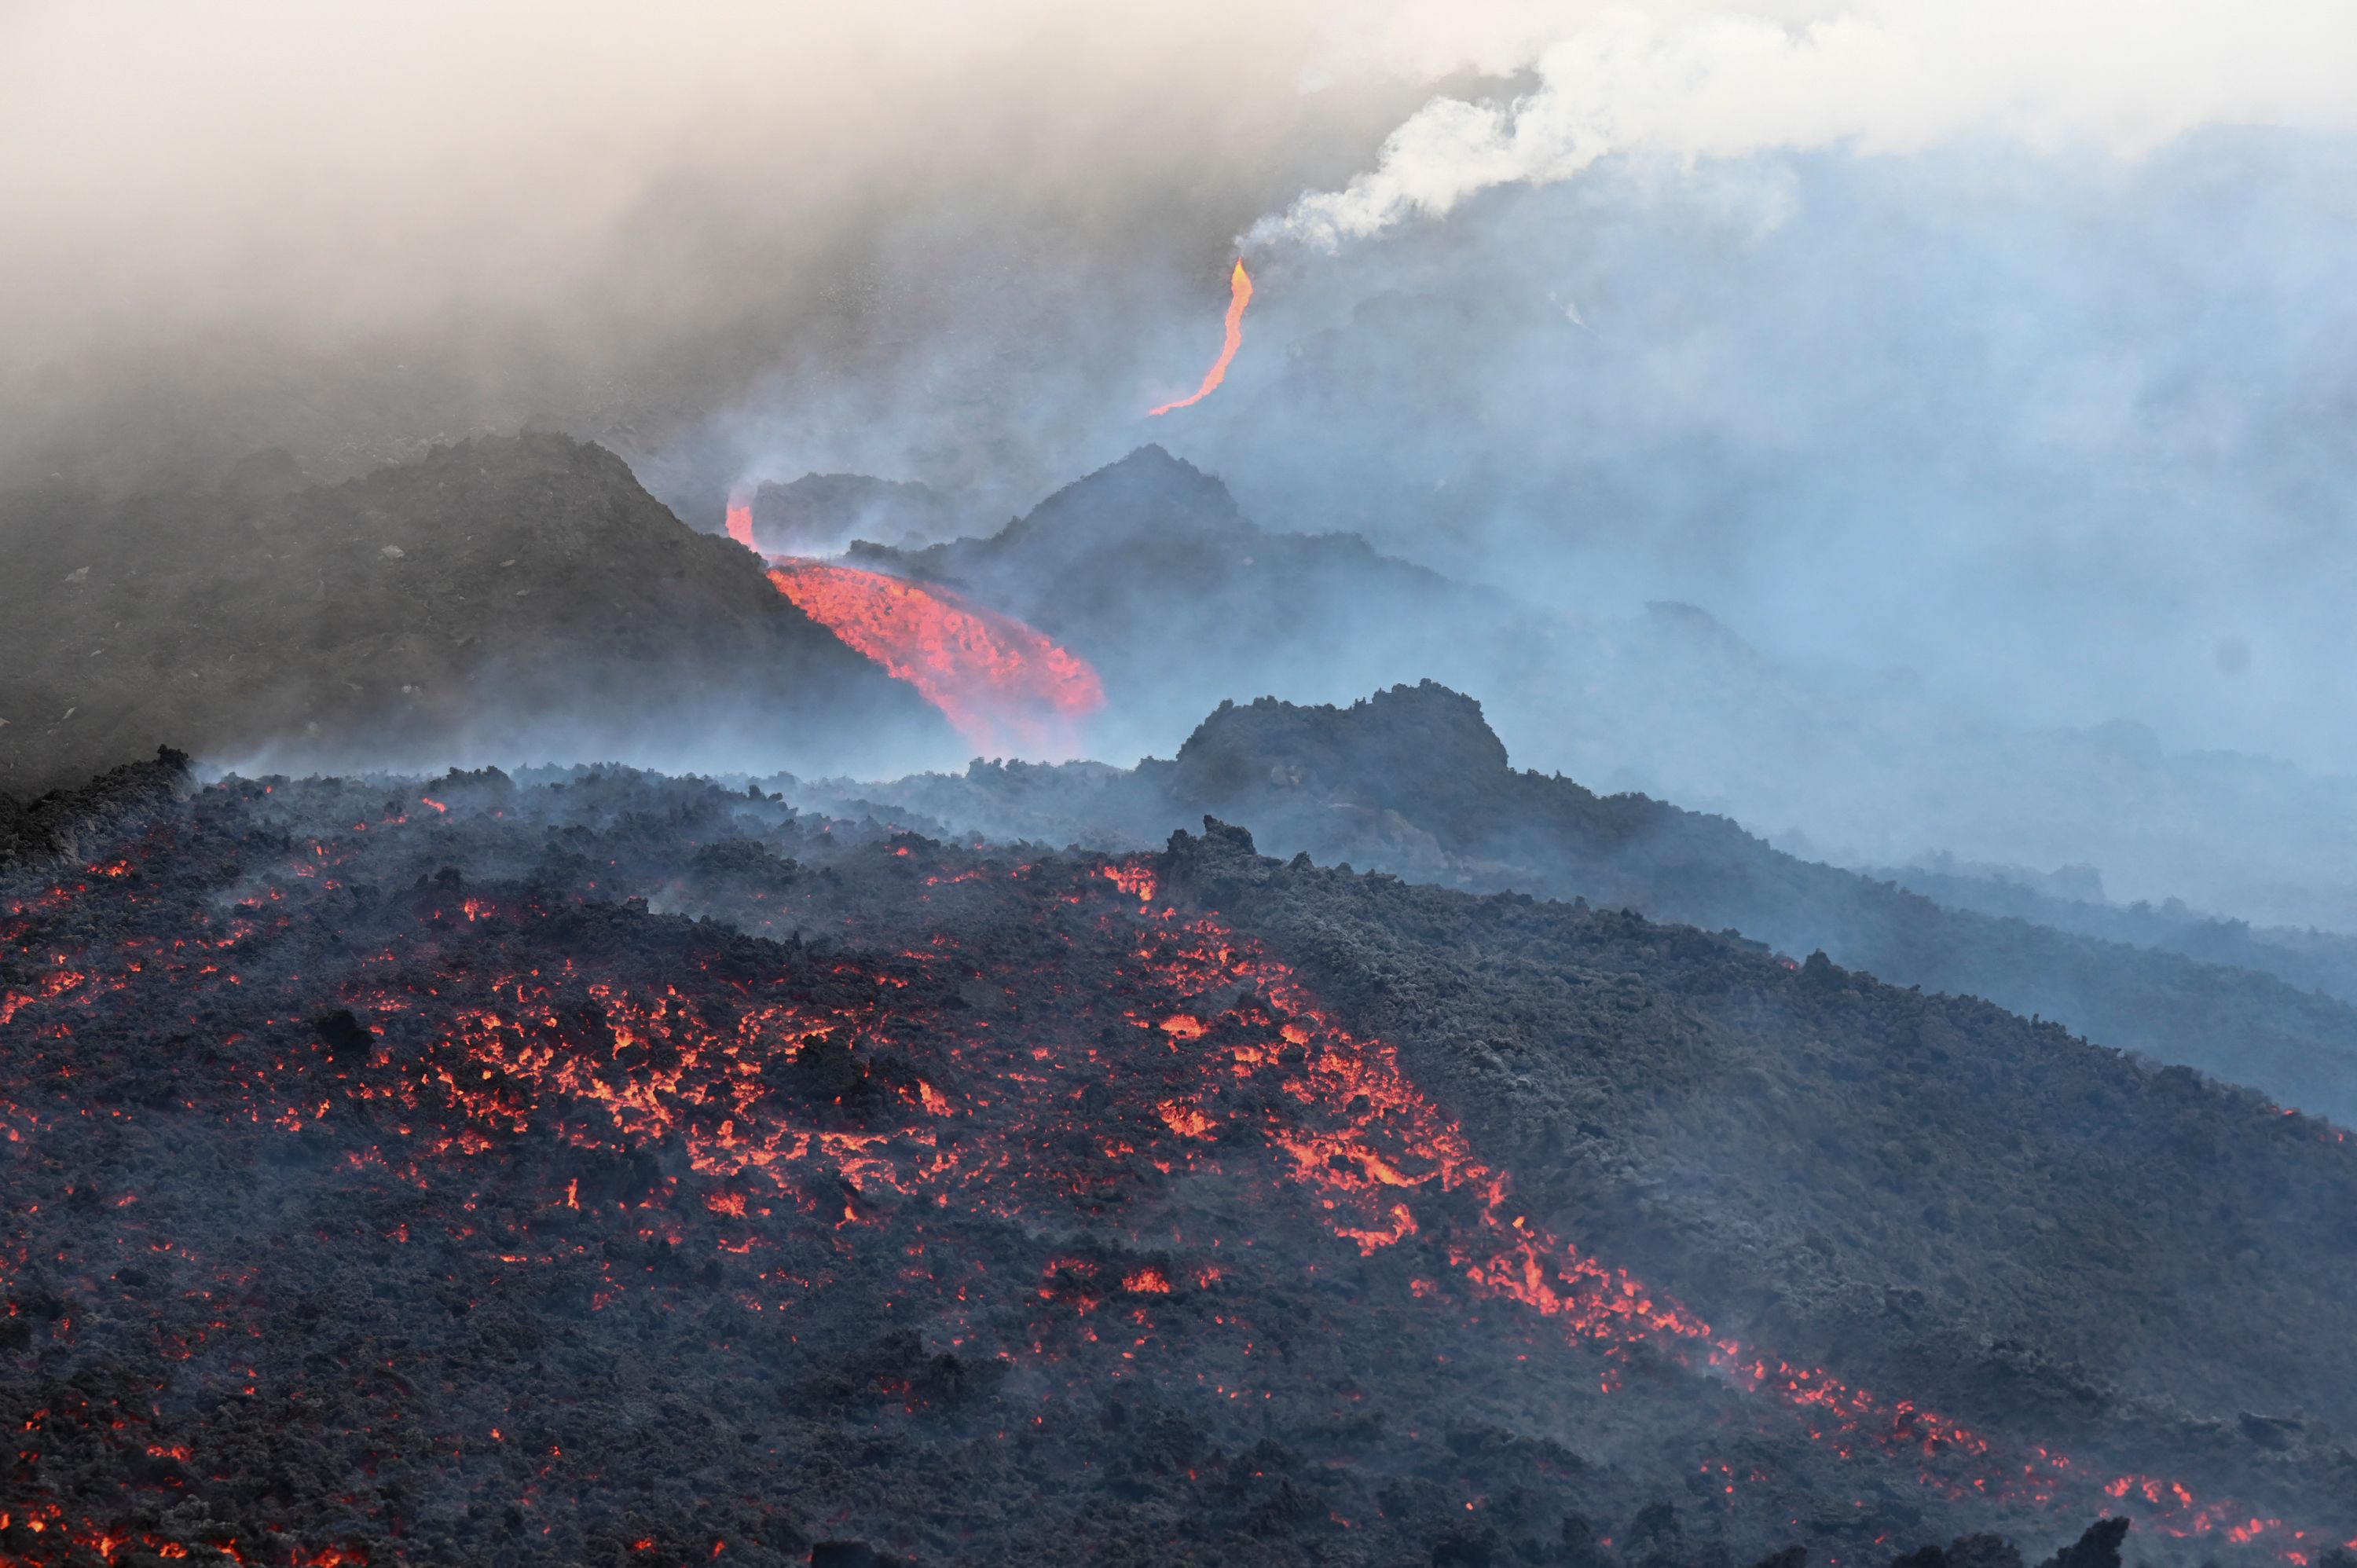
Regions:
[[0, 757, 2340, 1568]]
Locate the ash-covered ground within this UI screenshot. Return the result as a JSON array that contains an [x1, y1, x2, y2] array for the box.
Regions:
[[3, 753, 2352, 1568]]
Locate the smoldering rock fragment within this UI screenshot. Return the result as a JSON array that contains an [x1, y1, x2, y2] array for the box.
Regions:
[[808, 1544, 901, 1568], [314, 1008, 376, 1064], [2036, 1519, 2130, 1568], [1942, 1536, 2025, 1568]]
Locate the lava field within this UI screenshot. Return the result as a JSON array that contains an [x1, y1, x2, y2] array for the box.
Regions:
[[2, 753, 2350, 1568]]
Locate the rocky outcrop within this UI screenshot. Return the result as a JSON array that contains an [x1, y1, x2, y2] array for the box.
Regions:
[[0, 745, 192, 870]]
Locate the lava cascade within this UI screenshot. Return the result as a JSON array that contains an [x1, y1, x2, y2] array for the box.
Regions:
[[1149, 260, 1253, 417], [763, 559, 1103, 758], [0, 779, 2348, 1565]]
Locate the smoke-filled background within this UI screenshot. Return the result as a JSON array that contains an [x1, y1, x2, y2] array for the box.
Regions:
[[19, 14, 2357, 1560], [0, 0, 1408, 493], [7, 0, 2357, 917]]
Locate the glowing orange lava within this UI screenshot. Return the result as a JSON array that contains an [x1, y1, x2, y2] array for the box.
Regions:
[[724, 492, 757, 551], [1099, 859, 2354, 1563], [1149, 259, 1253, 416], [764, 559, 1104, 759], [5, 801, 2348, 1563]]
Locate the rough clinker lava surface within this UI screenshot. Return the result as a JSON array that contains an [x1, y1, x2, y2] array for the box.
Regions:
[[0, 757, 2341, 1568]]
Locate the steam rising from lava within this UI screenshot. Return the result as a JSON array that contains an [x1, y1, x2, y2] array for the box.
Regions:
[[1149, 260, 1253, 417], [763, 559, 1104, 758]]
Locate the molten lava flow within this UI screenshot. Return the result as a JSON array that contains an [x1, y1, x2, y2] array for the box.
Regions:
[[764, 559, 1104, 758], [724, 492, 757, 551], [1097, 859, 2353, 1563], [1149, 259, 1252, 417], [4, 786, 2351, 1563]]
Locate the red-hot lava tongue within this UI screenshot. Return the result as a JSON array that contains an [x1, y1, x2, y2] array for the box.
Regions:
[[1149, 260, 1254, 418], [0, 783, 2345, 1566], [762, 559, 1104, 760]]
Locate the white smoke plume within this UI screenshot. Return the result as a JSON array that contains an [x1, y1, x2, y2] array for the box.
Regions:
[[1255, 0, 2357, 247], [0, 0, 1405, 493]]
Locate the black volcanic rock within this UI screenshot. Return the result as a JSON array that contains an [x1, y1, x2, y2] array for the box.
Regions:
[[2036, 1519, 2129, 1568], [854, 448, 2357, 937], [839, 681, 2357, 1127], [1154, 684, 2357, 1124], [0, 745, 191, 870], [4, 761, 2346, 1565], [1890, 1537, 2025, 1568], [1168, 684, 1510, 832], [1150, 815, 2357, 1526], [746, 471, 957, 555], [0, 434, 951, 789]]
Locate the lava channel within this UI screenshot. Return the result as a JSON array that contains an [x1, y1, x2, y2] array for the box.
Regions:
[[764, 558, 1104, 759], [1149, 259, 1253, 417]]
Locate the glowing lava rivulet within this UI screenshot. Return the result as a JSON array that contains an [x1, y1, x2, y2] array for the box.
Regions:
[[2, 777, 2348, 1566], [1149, 260, 1253, 417], [1098, 858, 2354, 1566], [763, 559, 1103, 758]]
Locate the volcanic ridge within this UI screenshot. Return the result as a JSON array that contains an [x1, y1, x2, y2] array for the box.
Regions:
[[0, 435, 948, 793]]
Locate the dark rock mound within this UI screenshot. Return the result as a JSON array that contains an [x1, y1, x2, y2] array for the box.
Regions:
[[1171, 681, 1509, 837], [845, 446, 1530, 738], [2036, 1518, 2129, 1568], [0, 744, 191, 870], [0, 434, 949, 788]]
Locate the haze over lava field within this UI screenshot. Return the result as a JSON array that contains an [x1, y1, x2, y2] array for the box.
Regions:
[[2, 749, 2355, 1568], [8, 4, 2357, 1565], [9, 440, 2357, 1568]]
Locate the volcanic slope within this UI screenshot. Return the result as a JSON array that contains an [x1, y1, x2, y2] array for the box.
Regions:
[[851, 445, 2357, 935], [0, 434, 951, 791], [1858, 863, 2357, 1013], [844, 444, 1543, 755], [810, 682, 2357, 1128], [3, 754, 2352, 1568]]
